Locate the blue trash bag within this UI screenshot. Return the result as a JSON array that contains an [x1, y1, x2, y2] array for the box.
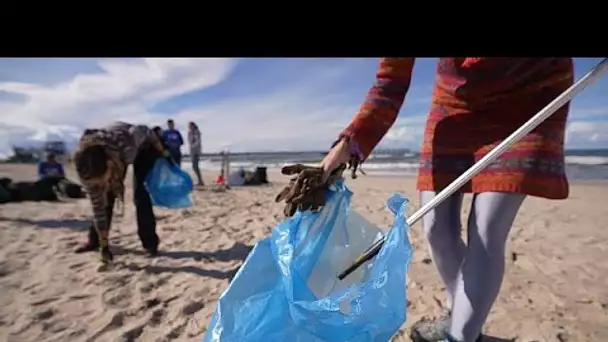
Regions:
[[203, 180, 413, 342], [145, 158, 194, 209]]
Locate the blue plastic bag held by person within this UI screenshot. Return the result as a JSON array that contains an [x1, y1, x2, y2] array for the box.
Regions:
[[145, 158, 193, 209], [203, 180, 412, 342]]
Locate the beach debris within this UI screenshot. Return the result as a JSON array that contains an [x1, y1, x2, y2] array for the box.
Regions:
[[511, 252, 519, 262], [275, 163, 346, 217], [347, 156, 366, 179]]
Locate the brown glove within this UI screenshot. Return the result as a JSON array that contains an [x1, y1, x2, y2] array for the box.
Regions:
[[275, 163, 346, 217]]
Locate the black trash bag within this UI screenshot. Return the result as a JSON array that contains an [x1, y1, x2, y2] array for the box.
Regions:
[[30, 180, 59, 202], [0, 178, 12, 203], [0, 177, 11, 189], [8, 179, 58, 202], [58, 179, 86, 199], [0, 185, 10, 204], [244, 167, 269, 186], [254, 167, 269, 184]]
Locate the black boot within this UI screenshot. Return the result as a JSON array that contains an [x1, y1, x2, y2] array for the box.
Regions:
[[100, 245, 114, 264]]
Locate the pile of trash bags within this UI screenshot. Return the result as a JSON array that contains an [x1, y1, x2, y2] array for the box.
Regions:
[[203, 180, 413, 342], [227, 166, 269, 186], [145, 158, 194, 209], [0, 177, 85, 204]]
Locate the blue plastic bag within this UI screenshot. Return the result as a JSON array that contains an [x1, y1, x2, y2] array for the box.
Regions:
[[203, 181, 412, 342], [145, 158, 193, 209]]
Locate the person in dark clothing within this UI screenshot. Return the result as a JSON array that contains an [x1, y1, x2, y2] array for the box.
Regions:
[[73, 122, 173, 263], [38, 153, 65, 180], [162, 119, 184, 167]]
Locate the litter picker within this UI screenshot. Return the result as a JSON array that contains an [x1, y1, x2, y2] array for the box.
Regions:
[[337, 57, 608, 281]]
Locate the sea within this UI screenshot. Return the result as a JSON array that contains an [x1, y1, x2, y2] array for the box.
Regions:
[[184, 148, 608, 181]]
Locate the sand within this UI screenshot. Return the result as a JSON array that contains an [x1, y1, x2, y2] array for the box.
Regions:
[[0, 163, 607, 342]]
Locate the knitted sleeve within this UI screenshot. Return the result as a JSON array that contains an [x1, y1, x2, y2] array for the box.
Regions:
[[340, 58, 415, 160]]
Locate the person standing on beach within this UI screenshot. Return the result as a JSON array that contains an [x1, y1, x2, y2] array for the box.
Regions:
[[162, 119, 184, 167], [319, 58, 573, 342], [188, 122, 204, 186], [73, 122, 174, 263]]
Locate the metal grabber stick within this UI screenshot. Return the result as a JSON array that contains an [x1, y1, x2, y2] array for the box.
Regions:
[[337, 57, 608, 281]]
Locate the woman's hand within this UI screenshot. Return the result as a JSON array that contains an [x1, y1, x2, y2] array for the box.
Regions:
[[320, 138, 352, 183]]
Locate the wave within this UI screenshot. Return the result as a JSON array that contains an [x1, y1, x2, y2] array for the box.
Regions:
[[565, 156, 608, 166], [187, 156, 608, 171]]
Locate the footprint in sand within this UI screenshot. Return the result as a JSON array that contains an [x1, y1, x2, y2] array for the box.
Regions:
[[119, 323, 145, 342], [148, 308, 165, 326], [33, 308, 55, 321], [102, 288, 132, 309], [68, 262, 87, 270], [22, 282, 41, 292], [0, 263, 11, 278], [181, 301, 205, 316], [165, 322, 188, 341], [85, 311, 126, 342], [30, 297, 60, 306]]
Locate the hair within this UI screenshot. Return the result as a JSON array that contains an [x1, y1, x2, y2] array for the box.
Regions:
[[189, 121, 199, 131], [167, 119, 174, 124], [152, 126, 162, 137], [75, 145, 109, 179]]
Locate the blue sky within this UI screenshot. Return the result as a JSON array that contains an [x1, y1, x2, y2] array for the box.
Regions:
[[0, 58, 606, 157]]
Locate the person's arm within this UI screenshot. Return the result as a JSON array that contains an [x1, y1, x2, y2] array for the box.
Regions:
[[339, 58, 415, 160], [178, 131, 184, 146], [149, 131, 168, 155], [132, 124, 170, 157]]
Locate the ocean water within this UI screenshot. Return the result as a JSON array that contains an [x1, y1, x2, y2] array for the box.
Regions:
[[182, 149, 608, 181]]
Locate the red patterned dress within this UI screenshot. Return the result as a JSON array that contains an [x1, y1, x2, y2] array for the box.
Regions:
[[341, 58, 573, 199]]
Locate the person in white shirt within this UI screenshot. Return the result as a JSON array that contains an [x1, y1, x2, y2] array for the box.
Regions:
[[188, 122, 204, 186]]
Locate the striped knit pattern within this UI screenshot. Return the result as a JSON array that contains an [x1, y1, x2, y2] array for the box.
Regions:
[[342, 58, 573, 200]]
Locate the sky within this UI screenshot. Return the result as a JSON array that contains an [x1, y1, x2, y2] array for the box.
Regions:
[[0, 57, 606, 157]]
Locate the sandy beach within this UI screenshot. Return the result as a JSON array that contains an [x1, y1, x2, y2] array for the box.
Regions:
[[1, 163, 607, 342]]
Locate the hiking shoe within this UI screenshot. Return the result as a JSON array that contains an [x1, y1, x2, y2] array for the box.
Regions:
[[411, 315, 451, 342], [100, 246, 114, 264], [75, 242, 99, 254], [411, 315, 483, 342]]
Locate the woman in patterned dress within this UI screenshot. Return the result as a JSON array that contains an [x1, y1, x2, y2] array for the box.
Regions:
[[321, 58, 573, 342]]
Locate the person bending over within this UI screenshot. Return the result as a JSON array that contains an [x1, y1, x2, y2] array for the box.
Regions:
[[73, 122, 174, 263]]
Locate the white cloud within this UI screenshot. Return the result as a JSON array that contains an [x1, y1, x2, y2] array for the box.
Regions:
[[566, 121, 608, 147], [0, 58, 238, 156], [0, 58, 375, 156], [380, 115, 427, 149]]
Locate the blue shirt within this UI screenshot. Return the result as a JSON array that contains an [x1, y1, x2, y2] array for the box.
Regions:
[[38, 161, 65, 179], [162, 129, 184, 153]]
